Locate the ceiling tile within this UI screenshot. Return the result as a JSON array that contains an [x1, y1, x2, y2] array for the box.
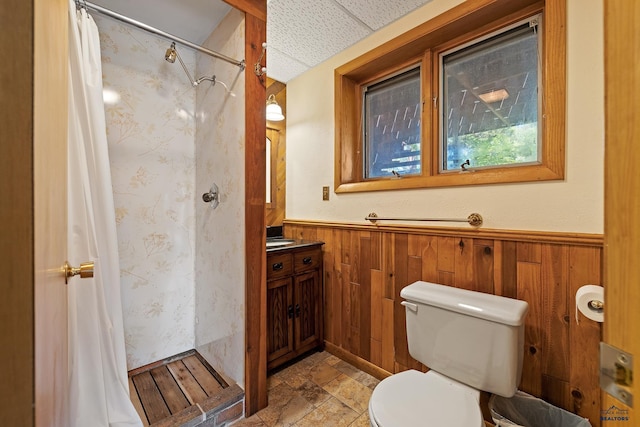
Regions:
[[267, 0, 371, 68], [266, 48, 310, 84], [86, 0, 439, 83], [335, 0, 433, 30]]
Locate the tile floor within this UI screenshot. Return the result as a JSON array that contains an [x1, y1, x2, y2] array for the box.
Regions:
[[231, 351, 378, 427]]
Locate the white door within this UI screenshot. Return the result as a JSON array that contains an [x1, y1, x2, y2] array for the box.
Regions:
[[0, 0, 70, 425], [33, 0, 71, 426], [0, 0, 70, 424]]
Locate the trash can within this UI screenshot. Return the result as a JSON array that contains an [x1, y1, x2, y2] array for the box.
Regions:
[[489, 390, 592, 427]]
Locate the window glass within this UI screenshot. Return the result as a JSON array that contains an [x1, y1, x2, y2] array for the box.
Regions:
[[441, 20, 540, 171], [364, 67, 421, 179]]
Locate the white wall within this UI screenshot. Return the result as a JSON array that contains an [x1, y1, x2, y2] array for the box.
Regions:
[[286, 0, 604, 234], [97, 16, 197, 369], [194, 9, 246, 387]]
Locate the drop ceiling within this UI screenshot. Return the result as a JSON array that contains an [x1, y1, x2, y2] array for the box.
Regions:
[[88, 0, 433, 83]]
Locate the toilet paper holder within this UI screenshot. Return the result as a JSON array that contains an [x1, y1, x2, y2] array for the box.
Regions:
[[588, 299, 604, 312], [576, 284, 605, 323]]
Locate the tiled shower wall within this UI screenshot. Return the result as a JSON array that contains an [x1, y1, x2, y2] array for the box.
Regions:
[[97, 15, 197, 369], [194, 9, 246, 387], [96, 9, 246, 384]]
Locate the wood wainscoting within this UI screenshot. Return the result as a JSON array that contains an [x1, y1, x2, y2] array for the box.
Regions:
[[284, 220, 603, 427]]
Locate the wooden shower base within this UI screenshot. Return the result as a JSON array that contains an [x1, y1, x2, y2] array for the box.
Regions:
[[128, 350, 244, 426]]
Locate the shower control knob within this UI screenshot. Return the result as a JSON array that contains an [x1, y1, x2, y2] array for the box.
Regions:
[[201, 183, 219, 208]]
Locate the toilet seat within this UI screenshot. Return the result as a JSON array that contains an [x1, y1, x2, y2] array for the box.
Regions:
[[369, 370, 484, 427]]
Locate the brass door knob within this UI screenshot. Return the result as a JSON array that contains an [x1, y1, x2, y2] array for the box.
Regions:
[[63, 261, 94, 284]]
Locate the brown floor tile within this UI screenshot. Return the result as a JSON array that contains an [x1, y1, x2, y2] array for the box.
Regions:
[[295, 380, 332, 407], [272, 363, 310, 389], [260, 352, 378, 427], [323, 354, 342, 366], [231, 414, 268, 426], [308, 362, 342, 386], [268, 374, 283, 390], [301, 351, 331, 367], [334, 360, 380, 389], [322, 374, 373, 414], [349, 411, 372, 427], [294, 397, 359, 427], [257, 383, 315, 426]]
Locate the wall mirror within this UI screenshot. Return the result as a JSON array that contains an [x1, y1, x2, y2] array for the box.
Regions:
[[266, 131, 278, 210], [266, 78, 286, 226], [266, 136, 273, 206]]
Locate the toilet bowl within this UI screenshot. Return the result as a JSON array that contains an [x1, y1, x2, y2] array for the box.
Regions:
[[368, 370, 483, 427], [367, 281, 529, 427]]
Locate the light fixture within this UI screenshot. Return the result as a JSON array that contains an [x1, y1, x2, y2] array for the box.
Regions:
[[266, 94, 284, 121], [478, 88, 509, 104]]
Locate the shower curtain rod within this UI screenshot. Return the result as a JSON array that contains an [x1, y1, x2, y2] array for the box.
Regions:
[[78, 1, 246, 70]]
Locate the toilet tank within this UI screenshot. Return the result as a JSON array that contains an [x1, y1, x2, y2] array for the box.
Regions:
[[400, 281, 529, 398]]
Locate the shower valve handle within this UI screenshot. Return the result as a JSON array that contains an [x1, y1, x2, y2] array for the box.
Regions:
[[202, 183, 220, 208]]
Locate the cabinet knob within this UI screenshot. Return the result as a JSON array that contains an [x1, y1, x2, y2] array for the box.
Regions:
[[295, 304, 300, 318], [303, 257, 312, 265], [272, 262, 284, 271], [288, 305, 294, 319]]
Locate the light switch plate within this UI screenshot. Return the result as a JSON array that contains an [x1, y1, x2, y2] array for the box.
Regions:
[[322, 186, 330, 201]]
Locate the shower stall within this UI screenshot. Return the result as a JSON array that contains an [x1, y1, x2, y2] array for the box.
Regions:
[[91, 1, 247, 391]]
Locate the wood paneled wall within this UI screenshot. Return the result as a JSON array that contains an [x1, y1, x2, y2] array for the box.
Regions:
[[284, 220, 603, 426]]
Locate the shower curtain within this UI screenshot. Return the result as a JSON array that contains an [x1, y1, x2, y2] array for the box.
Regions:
[[67, 2, 142, 426]]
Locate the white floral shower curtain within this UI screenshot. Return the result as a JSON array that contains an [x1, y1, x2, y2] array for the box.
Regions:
[[67, 2, 142, 426]]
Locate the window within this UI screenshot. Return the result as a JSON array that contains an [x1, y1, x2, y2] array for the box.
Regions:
[[441, 20, 540, 172], [335, 0, 565, 193], [364, 67, 422, 178]]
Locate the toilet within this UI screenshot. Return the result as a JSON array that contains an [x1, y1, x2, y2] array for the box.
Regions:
[[368, 281, 529, 427]]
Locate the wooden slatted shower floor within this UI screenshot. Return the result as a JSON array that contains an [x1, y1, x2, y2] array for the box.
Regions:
[[128, 350, 244, 427]]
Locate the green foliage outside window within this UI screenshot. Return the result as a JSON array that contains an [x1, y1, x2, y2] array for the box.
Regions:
[[446, 123, 538, 170]]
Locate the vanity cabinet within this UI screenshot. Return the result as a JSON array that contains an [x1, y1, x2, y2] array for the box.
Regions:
[[266, 244, 323, 370]]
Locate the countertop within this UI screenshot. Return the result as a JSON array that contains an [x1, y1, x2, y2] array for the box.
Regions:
[[266, 239, 324, 253]]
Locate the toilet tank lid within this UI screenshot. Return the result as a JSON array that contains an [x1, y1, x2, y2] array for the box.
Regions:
[[400, 281, 529, 326]]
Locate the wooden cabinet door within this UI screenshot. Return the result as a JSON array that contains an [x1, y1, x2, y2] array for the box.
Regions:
[[294, 270, 321, 350], [267, 277, 294, 362]]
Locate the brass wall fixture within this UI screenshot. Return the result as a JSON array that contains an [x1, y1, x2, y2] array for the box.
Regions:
[[365, 212, 483, 227], [64, 261, 95, 284], [254, 42, 267, 77]]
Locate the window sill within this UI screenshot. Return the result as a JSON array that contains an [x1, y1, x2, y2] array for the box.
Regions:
[[334, 163, 564, 193]]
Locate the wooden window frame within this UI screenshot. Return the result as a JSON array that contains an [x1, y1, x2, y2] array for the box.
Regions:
[[334, 0, 565, 193]]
